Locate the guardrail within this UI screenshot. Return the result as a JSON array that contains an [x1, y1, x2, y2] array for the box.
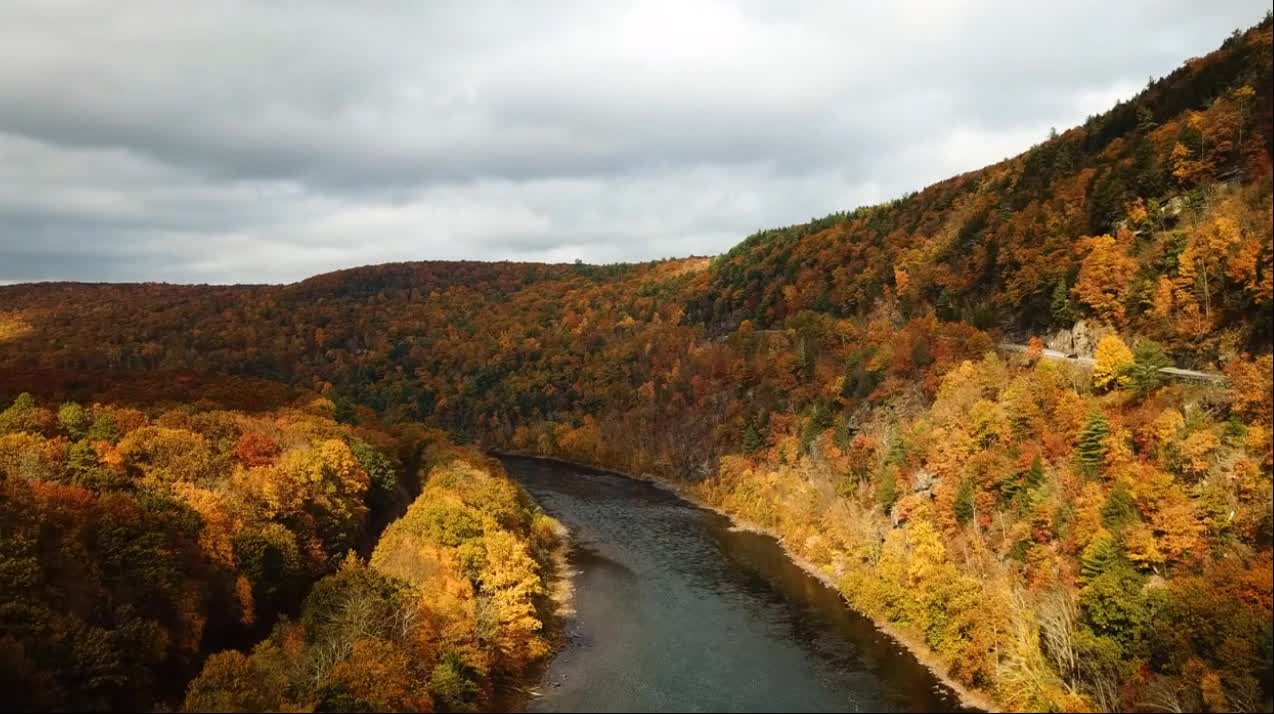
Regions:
[[998, 343, 1227, 384]]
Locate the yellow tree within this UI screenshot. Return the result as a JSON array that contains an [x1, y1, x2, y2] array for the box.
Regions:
[[1092, 335, 1134, 391], [1072, 232, 1137, 325], [1177, 216, 1244, 323], [477, 529, 548, 666]]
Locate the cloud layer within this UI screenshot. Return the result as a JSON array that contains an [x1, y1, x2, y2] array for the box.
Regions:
[[0, 1, 1267, 284]]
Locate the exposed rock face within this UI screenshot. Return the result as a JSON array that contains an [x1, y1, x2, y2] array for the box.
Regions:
[[1046, 319, 1114, 358]]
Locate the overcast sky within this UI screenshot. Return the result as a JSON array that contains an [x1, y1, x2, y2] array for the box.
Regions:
[[0, 1, 1268, 285]]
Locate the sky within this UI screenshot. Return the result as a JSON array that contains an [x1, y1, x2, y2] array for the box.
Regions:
[[0, 1, 1268, 285]]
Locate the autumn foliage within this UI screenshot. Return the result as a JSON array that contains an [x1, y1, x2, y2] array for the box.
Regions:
[[184, 448, 560, 713], [0, 14, 1271, 714]]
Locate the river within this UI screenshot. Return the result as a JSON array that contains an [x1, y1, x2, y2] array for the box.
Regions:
[[501, 455, 971, 713]]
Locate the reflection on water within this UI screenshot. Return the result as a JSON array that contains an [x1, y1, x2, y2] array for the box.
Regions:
[[502, 456, 970, 713]]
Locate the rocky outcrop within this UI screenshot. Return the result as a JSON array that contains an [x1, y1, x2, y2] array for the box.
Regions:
[[1046, 319, 1115, 359]]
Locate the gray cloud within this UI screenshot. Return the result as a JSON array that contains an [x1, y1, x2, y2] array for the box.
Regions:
[[0, 0, 1267, 284]]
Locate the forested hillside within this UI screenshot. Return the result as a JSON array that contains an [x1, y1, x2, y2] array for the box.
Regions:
[[0, 391, 562, 712], [1, 15, 1271, 714]]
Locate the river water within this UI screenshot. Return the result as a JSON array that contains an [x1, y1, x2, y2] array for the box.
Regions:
[[502, 456, 969, 713]]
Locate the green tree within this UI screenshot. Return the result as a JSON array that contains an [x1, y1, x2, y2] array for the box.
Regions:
[[801, 401, 834, 454], [742, 416, 764, 454], [1024, 455, 1045, 490], [58, 402, 91, 440], [1001, 454, 1046, 504], [350, 440, 398, 508], [65, 440, 122, 490], [1081, 565, 1149, 653], [429, 652, 479, 711], [876, 468, 899, 511], [1081, 529, 1121, 580], [1118, 339, 1171, 397], [86, 412, 119, 443], [333, 395, 359, 425], [841, 348, 882, 400], [1076, 413, 1111, 478], [1101, 481, 1139, 532], [1050, 278, 1076, 324], [0, 393, 41, 434], [954, 478, 976, 526]]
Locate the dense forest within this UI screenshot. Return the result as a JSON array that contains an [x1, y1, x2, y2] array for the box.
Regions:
[[1, 15, 1272, 714], [0, 391, 562, 712]]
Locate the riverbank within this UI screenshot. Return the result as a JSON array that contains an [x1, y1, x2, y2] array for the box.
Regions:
[[651, 478, 998, 714], [495, 508, 576, 712], [492, 450, 998, 713]]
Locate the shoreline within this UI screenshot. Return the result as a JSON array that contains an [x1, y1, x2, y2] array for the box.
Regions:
[[494, 450, 999, 713], [497, 502, 575, 711]]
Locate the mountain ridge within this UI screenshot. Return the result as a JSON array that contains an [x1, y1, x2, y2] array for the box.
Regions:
[[1, 15, 1272, 713]]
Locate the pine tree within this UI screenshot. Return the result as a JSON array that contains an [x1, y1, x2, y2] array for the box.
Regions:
[[742, 416, 763, 454], [800, 403, 830, 455], [1120, 339, 1170, 397], [1050, 277, 1074, 324], [885, 437, 908, 467], [1024, 454, 1045, 490], [935, 289, 958, 322], [1101, 481, 1139, 531], [809, 401, 833, 432], [1076, 413, 1111, 478], [834, 419, 853, 451], [333, 394, 359, 425], [876, 470, 898, 511], [1004, 454, 1047, 506], [1080, 528, 1121, 580], [1136, 104, 1158, 133], [954, 478, 976, 526]]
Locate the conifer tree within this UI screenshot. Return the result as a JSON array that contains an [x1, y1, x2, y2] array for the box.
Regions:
[[954, 478, 976, 526], [1080, 528, 1121, 580], [742, 416, 763, 454], [1076, 413, 1111, 477]]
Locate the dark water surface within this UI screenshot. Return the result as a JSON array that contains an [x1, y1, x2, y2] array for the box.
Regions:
[[501, 456, 968, 713]]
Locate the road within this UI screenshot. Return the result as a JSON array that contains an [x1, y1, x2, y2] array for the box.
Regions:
[[998, 343, 1227, 384]]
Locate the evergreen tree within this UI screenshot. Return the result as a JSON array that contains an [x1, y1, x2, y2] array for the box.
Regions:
[[1076, 413, 1111, 478], [1133, 136, 1166, 196], [1080, 528, 1121, 580], [833, 418, 854, 451], [935, 289, 959, 322], [1024, 454, 1045, 490], [876, 469, 898, 511], [1050, 277, 1075, 324], [332, 394, 359, 425], [800, 402, 834, 455], [842, 348, 882, 400], [1101, 481, 1139, 531], [1119, 339, 1171, 397], [1136, 104, 1158, 133], [1003, 454, 1047, 505], [954, 478, 976, 526], [742, 416, 763, 454], [884, 436, 908, 467]]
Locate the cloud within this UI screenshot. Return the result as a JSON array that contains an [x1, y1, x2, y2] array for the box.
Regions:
[[0, 0, 1267, 283]]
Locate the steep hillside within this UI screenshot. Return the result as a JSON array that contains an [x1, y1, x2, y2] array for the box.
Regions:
[[694, 17, 1273, 360], [0, 391, 561, 712], [0, 392, 410, 710], [1, 16, 1272, 713]]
